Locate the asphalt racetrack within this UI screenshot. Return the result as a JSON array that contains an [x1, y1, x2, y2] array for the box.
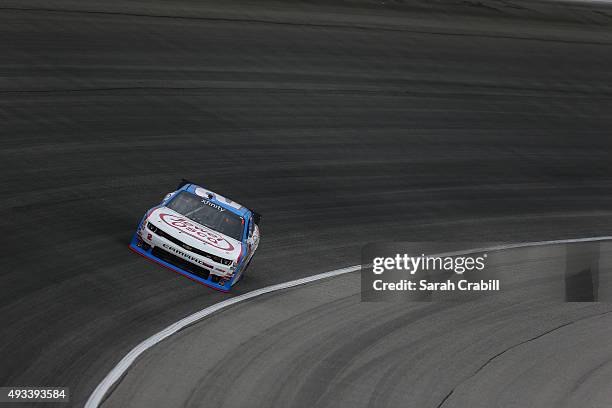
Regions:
[[2, 0, 612, 407], [102, 266, 612, 408]]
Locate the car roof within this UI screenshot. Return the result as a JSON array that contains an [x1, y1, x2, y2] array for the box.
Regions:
[[182, 183, 251, 219]]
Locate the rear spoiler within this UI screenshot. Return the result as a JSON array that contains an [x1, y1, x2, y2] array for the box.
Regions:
[[176, 178, 195, 190], [176, 179, 261, 224]]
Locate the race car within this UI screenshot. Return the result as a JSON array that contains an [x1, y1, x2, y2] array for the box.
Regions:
[[129, 180, 261, 291]]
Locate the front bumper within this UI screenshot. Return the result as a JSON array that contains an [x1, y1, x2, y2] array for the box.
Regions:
[[129, 233, 233, 292]]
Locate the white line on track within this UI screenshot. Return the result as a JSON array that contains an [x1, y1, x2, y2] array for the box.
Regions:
[[85, 236, 612, 408]]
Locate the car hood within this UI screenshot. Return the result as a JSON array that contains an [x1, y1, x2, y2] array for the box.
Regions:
[[148, 207, 243, 260]]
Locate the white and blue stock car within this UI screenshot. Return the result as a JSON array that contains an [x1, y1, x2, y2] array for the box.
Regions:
[[130, 180, 261, 291]]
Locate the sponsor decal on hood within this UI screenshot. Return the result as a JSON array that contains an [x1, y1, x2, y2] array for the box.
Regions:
[[150, 208, 242, 259]]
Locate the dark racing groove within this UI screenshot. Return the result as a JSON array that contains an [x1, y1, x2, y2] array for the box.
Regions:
[[2, 0, 612, 406]]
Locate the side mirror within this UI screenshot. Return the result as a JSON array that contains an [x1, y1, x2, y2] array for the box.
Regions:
[[162, 192, 175, 204]]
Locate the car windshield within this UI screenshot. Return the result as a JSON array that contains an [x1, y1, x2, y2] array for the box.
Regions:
[[166, 191, 244, 241]]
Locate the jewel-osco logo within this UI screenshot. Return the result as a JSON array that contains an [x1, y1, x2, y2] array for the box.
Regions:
[[159, 213, 234, 251]]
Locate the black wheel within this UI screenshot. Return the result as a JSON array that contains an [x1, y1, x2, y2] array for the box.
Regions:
[[236, 256, 255, 283]]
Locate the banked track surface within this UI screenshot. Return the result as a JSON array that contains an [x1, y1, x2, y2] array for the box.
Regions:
[[101, 274, 612, 408], [100, 256, 612, 408], [91, 237, 612, 408], [2, 0, 612, 406]]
